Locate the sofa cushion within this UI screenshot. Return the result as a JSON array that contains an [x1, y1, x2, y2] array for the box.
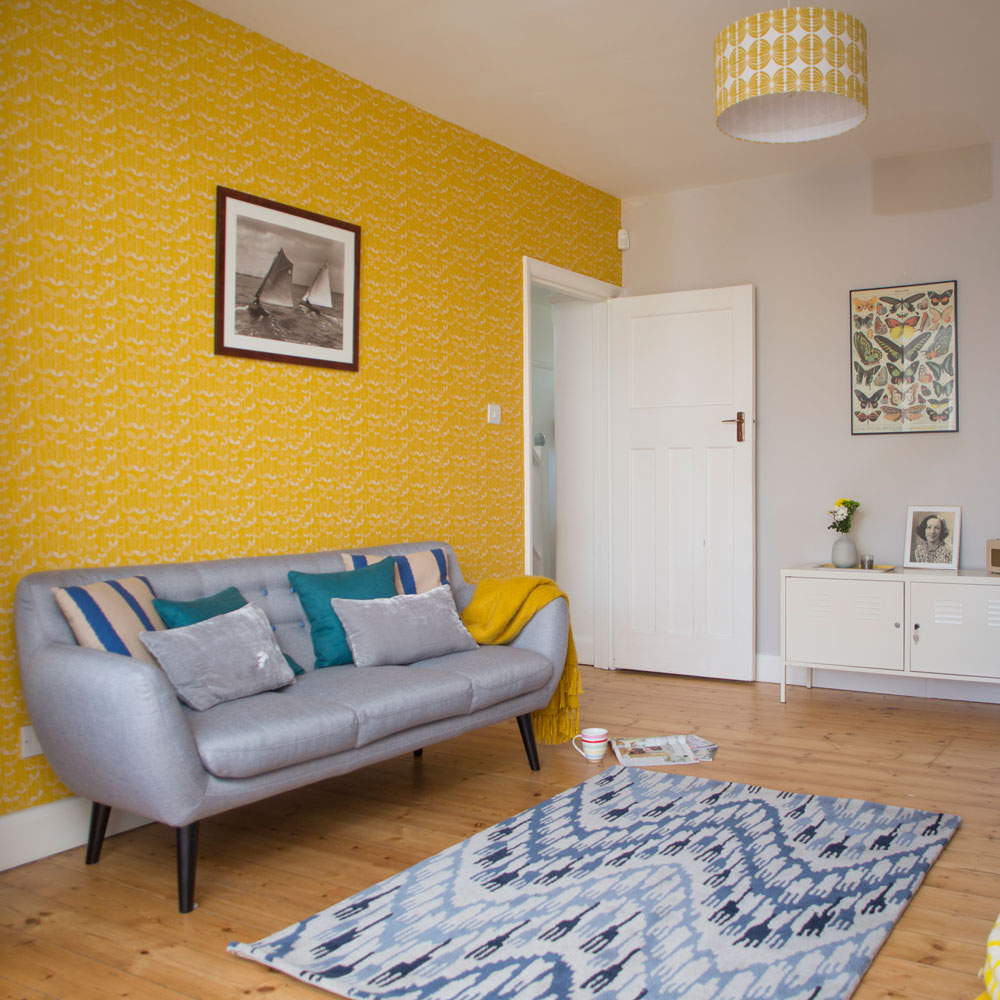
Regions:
[[154, 587, 305, 676], [289, 559, 397, 668], [185, 689, 360, 778], [52, 576, 164, 663], [330, 585, 478, 668], [282, 665, 474, 747], [139, 604, 296, 710], [411, 645, 555, 712], [341, 548, 450, 594], [154, 586, 246, 628]]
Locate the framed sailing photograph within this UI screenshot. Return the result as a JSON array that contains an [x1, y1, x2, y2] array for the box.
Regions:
[[850, 279, 957, 435], [214, 187, 360, 371]]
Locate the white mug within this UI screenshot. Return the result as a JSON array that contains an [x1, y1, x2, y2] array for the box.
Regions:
[[572, 727, 609, 762]]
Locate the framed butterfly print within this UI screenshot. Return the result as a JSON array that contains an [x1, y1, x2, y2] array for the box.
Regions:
[[850, 280, 957, 435]]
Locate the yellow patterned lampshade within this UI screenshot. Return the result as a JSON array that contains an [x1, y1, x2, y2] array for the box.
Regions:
[[715, 7, 868, 143]]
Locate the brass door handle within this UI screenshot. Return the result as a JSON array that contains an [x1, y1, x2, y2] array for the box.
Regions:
[[721, 411, 745, 442]]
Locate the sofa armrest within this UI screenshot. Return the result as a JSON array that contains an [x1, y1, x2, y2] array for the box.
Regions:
[[20, 643, 210, 826], [506, 596, 570, 696]]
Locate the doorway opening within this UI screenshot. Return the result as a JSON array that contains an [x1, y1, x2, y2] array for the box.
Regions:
[[523, 258, 621, 667]]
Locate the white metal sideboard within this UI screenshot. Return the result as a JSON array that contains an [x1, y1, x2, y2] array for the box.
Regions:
[[779, 565, 1000, 702]]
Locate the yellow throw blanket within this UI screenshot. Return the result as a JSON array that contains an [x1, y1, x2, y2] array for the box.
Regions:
[[461, 576, 581, 745]]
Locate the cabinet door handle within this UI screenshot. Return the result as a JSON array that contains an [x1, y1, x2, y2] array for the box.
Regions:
[[913, 622, 920, 643]]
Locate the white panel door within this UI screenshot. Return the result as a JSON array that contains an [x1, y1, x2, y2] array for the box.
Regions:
[[610, 286, 755, 680]]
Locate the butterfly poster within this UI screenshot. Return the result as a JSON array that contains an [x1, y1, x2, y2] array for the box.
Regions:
[[850, 280, 958, 435]]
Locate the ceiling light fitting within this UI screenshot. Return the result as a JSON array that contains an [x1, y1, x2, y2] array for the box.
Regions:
[[714, 7, 867, 143]]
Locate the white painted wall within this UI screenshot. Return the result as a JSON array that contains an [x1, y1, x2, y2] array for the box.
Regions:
[[622, 142, 1000, 699]]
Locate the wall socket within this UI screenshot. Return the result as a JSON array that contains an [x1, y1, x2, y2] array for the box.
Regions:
[[21, 724, 43, 758]]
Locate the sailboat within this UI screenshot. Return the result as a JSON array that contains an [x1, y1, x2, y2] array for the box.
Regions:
[[248, 248, 294, 316], [301, 263, 332, 314]]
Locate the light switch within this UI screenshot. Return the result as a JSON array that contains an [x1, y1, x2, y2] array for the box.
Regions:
[[487, 404, 501, 425]]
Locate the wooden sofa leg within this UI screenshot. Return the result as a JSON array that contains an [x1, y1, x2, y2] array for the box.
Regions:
[[516, 714, 541, 771], [176, 822, 199, 913], [85, 802, 111, 865]]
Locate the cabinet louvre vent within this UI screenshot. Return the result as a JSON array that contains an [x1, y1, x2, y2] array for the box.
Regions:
[[853, 595, 883, 622], [932, 601, 964, 626], [806, 594, 833, 619], [988, 600, 1000, 628]]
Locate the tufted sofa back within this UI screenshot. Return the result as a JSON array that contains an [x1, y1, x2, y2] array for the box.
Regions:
[[15, 540, 471, 674]]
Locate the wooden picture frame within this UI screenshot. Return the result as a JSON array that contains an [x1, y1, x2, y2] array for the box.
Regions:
[[903, 505, 961, 569], [850, 280, 956, 435], [214, 187, 360, 371]]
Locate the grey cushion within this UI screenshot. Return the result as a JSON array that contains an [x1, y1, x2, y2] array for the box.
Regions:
[[139, 604, 296, 710], [283, 665, 474, 747], [410, 645, 555, 712], [330, 585, 478, 668], [185, 689, 359, 778]]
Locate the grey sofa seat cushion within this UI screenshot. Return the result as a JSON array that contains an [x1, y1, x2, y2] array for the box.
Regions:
[[411, 646, 555, 712], [282, 665, 474, 748], [183, 647, 553, 779], [186, 693, 359, 778]]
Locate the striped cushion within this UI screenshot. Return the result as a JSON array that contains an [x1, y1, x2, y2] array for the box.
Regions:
[[52, 576, 164, 662], [340, 548, 449, 595]]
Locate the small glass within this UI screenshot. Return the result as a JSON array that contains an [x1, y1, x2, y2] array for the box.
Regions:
[[860, 555, 874, 570]]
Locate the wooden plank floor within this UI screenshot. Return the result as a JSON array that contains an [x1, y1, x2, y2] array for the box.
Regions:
[[3, 667, 999, 999]]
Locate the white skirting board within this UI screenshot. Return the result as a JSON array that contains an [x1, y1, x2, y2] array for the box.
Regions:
[[756, 653, 1000, 704], [0, 796, 150, 872]]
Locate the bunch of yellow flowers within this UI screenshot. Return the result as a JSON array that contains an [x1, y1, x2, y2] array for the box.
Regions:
[[826, 498, 860, 534]]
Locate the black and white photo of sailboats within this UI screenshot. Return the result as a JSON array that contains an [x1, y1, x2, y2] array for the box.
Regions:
[[215, 186, 360, 371], [233, 219, 345, 350]]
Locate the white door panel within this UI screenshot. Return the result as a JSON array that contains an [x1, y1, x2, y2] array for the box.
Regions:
[[610, 286, 755, 681]]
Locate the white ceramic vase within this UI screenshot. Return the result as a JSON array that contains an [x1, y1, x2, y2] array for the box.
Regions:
[[831, 534, 858, 568]]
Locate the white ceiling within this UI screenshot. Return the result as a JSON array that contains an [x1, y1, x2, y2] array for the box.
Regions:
[[188, 0, 1000, 199]]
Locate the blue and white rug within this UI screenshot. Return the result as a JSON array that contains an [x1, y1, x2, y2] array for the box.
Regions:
[[229, 768, 960, 1000]]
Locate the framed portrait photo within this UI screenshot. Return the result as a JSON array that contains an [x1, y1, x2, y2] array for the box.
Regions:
[[903, 505, 960, 570], [850, 280, 957, 435], [214, 186, 360, 371]]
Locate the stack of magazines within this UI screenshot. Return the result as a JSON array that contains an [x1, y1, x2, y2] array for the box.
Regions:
[[610, 734, 718, 767]]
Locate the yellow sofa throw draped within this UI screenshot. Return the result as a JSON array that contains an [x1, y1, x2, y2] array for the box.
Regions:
[[460, 576, 580, 745]]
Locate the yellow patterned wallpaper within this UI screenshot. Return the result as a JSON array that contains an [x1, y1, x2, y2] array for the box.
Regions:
[[0, 0, 621, 816]]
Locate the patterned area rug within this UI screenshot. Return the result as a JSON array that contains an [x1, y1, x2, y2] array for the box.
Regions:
[[229, 768, 960, 1000]]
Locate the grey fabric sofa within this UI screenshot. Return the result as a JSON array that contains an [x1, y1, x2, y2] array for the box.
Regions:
[[14, 541, 569, 912]]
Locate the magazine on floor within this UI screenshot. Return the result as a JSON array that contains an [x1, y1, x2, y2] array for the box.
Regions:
[[611, 734, 718, 767]]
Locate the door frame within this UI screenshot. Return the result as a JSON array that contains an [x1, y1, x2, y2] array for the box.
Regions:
[[522, 257, 621, 668]]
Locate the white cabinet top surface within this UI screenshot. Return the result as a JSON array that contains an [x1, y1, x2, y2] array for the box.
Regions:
[[782, 564, 997, 582]]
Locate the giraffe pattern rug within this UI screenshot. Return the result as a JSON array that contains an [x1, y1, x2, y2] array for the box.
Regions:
[[229, 767, 960, 999]]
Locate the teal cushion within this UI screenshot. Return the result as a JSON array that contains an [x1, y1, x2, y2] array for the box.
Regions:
[[289, 559, 398, 668], [154, 587, 304, 676], [154, 587, 246, 628]]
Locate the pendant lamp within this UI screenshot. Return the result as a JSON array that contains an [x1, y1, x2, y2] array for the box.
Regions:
[[714, 7, 867, 143]]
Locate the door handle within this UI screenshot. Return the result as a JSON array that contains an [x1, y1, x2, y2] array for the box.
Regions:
[[721, 411, 745, 442]]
